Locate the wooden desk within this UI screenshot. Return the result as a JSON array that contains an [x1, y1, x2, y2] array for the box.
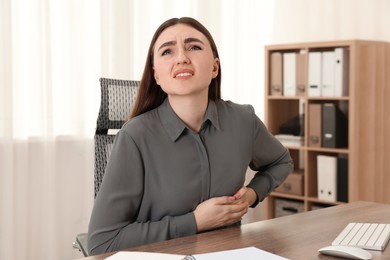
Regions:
[[82, 201, 390, 259]]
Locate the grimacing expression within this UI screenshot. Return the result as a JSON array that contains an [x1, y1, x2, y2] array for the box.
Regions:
[[153, 24, 219, 98]]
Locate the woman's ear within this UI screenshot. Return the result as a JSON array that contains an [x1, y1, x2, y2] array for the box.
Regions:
[[153, 69, 160, 85], [212, 58, 219, 78]]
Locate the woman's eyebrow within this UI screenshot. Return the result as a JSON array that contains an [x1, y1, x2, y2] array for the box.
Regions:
[[184, 37, 205, 45], [157, 41, 176, 51], [157, 37, 205, 52]]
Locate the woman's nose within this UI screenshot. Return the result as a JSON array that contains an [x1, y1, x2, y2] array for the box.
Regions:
[[176, 49, 190, 64]]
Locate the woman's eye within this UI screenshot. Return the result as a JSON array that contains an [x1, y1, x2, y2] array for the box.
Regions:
[[190, 45, 202, 51], [161, 49, 172, 56]]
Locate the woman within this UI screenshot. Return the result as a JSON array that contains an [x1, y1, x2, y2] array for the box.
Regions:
[[88, 17, 293, 255]]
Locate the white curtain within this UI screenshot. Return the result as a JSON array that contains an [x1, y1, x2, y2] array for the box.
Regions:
[[1, 0, 389, 259], [0, 0, 99, 259]]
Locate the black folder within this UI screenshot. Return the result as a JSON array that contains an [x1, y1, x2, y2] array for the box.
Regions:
[[337, 157, 348, 202], [321, 103, 348, 148]]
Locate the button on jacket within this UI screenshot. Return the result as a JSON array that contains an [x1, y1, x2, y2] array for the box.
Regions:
[[88, 98, 293, 255]]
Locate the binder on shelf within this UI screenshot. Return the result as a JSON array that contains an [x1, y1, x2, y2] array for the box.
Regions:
[[308, 52, 322, 97], [321, 51, 336, 97], [322, 103, 348, 148], [296, 52, 306, 96], [337, 157, 348, 202], [270, 52, 283, 96], [308, 103, 322, 147], [317, 155, 337, 202], [334, 47, 349, 96], [283, 52, 297, 96]]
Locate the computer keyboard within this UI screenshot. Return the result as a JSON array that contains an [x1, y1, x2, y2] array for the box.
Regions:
[[332, 223, 390, 251]]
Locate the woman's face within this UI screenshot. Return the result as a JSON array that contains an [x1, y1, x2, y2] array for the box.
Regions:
[[153, 24, 219, 99]]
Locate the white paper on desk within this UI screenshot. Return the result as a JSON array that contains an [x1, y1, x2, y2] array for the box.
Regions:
[[191, 247, 288, 260], [104, 251, 184, 260]]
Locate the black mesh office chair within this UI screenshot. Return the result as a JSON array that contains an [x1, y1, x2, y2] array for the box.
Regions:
[[73, 77, 139, 257]]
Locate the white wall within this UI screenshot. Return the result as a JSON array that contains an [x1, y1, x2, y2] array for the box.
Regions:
[[271, 0, 390, 43], [100, 0, 390, 121]]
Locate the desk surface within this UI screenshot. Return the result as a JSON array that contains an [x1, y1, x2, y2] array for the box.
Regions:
[[82, 201, 390, 259]]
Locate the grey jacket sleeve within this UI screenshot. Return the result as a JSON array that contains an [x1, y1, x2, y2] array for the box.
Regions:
[[87, 131, 197, 256], [246, 109, 294, 204]]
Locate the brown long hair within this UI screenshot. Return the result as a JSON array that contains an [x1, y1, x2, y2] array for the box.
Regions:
[[130, 17, 222, 118]]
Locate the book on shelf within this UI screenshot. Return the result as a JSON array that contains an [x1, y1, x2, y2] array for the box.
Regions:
[[274, 134, 304, 147]]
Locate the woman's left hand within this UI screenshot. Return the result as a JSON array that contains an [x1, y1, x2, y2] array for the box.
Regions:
[[232, 187, 258, 207]]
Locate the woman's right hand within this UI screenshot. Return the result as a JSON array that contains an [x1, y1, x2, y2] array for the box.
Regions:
[[193, 196, 249, 232]]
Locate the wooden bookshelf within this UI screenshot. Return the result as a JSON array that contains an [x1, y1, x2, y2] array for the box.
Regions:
[[263, 40, 390, 218]]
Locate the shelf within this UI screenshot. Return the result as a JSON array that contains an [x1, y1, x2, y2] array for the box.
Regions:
[[270, 194, 346, 205], [264, 40, 390, 219], [306, 197, 345, 206], [306, 147, 349, 154], [267, 96, 303, 100], [307, 96, 350, 101], [270, 192, 304, 201], [283, 146, 349, 153], [283, 145, 304, 150], [267, 96, 350, 101]]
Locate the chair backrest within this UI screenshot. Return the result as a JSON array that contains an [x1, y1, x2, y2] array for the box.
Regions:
[[94, 77, 139, 198]]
